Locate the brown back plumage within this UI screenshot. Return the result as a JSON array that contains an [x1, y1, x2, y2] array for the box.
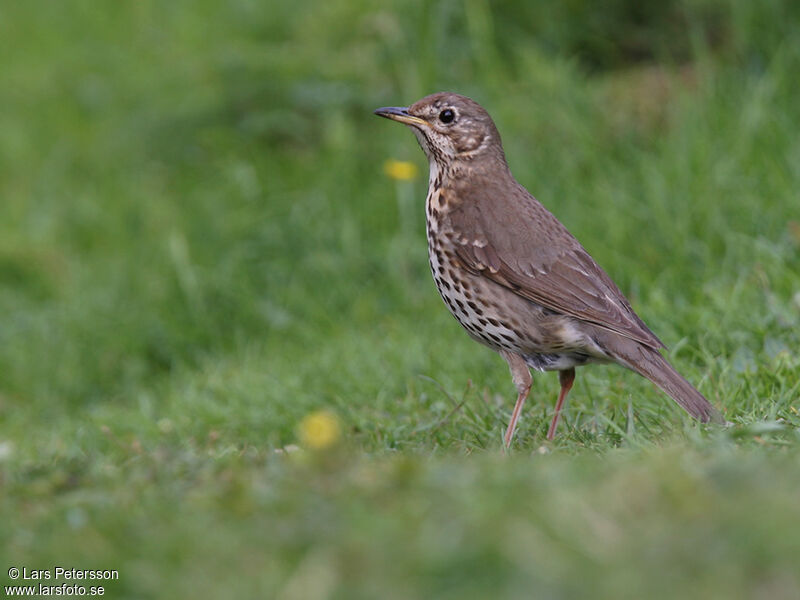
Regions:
[[445, 173, 666, 350]]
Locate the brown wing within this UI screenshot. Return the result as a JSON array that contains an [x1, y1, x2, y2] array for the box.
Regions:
[[446, 178, 665, 350]]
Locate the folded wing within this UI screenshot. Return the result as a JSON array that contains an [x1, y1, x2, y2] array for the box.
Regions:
[[446, 180, 665, 351]]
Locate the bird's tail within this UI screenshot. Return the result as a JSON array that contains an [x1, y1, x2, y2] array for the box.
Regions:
[[604, 337, 724, 424]]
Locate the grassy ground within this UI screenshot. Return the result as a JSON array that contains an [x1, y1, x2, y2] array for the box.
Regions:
[[1, 1, 799, 598]]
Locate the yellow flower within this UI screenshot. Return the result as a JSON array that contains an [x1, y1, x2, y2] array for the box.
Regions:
[[298, 410, 341, 450], [383, 159, 418, 181]]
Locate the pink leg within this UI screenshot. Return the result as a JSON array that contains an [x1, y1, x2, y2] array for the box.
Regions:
[[547, 368, 575, 440], [499, 350, 532, 449], [504, 385, 531, 448]]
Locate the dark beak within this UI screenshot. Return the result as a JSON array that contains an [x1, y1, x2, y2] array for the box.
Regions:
[[373, 106, 429, 127]]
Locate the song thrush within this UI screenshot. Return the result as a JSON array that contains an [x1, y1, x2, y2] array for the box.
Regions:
[[374, 92, 723, 447]]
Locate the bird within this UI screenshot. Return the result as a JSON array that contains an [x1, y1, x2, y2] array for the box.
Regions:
[[374, 92, 724, 447]]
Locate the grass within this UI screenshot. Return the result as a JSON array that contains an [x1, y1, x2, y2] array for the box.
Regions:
[[1, 1, 799, 598]]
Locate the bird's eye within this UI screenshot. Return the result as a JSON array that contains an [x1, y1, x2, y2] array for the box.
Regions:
[[439, 109, 455, 124]]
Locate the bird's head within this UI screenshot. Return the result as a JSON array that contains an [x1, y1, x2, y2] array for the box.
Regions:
[[374, 92, 505, 168]]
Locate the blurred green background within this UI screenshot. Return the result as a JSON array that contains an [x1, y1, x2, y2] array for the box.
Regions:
[[1, 1, 799, 598]]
